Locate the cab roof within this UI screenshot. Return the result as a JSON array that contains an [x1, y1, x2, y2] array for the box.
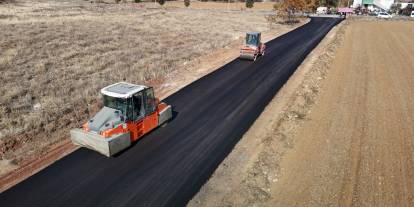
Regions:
[[247, 32, 261, 35], [101, 82, 147, 99]]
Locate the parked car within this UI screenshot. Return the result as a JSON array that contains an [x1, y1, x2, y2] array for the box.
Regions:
[[316, 7, 328, 15], [377, 12, 392, 19], [411, 11, 414, 17]]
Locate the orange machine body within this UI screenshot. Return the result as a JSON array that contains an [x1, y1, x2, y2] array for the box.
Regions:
[[240, 43, 265, 56], [86, 102, 170, 142], [71, 82, 172, 157]]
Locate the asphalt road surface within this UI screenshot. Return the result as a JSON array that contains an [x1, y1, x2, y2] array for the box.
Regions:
[[0, 17, 341, 207]]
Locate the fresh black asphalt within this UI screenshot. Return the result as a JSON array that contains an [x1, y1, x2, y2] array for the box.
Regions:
[[0, 17, 342, 207]]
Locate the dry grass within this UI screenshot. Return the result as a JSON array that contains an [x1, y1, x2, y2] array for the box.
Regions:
[[163, 1, 276, 10], [0, 0, 271, 162]]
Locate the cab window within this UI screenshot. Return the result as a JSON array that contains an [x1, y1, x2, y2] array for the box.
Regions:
[[132, 92, 144, 121], [144, 88, 156, 115], [246, 34, 258, 46]]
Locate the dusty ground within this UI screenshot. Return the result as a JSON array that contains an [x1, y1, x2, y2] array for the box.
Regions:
[[190, 19, 414, 206], [267, 20, 414, 207], [0, 0, 305, 190]]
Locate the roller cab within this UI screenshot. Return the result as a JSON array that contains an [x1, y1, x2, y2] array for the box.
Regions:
[[70, 82, 172, 157]]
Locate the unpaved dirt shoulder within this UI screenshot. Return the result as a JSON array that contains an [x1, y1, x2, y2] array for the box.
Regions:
[[189, 19, 347, 207], [0, 20, 307, 193], [265, 20, 414, 207]]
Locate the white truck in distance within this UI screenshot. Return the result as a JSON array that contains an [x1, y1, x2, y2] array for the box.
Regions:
[[316, 7, 328, 14]]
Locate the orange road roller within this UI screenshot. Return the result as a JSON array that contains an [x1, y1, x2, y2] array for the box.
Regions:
[[70, 82, 172, 157], [240, 32, 266, 61]]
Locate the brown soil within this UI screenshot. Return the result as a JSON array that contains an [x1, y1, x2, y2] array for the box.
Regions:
[[190, 19, 414, 207], [267, 20, 414, 207]]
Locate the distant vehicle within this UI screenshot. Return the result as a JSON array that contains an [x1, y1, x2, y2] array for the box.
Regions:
[[369, 11, 378, 16], [411, 11, 414, 17], [377, 12, 392, 19], [316, 7, 328, 15], [239, 32, 265, 61]]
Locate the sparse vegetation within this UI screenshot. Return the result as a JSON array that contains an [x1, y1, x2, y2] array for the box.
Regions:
[[272, 0, 306, 24], [273, 2, 281, 11], [268, 0, 308, 26], [390, 3, 402, 14], [0, 0, 270, 163], [265, 14, 278, 28], [280, 0, 305, 24], [184, 0, 190, 7], [157, 0, 165, 6]]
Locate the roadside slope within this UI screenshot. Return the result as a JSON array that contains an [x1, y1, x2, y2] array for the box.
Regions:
[[266, 20, 414, 206]]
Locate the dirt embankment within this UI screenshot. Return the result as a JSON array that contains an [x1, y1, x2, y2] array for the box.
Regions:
[[190, 19, 414, 207], [267, 20, 414, 207]]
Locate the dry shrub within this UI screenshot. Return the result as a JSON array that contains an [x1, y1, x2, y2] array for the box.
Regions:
[[269, 1, 304, 25], [265, 14, 278, 28]]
